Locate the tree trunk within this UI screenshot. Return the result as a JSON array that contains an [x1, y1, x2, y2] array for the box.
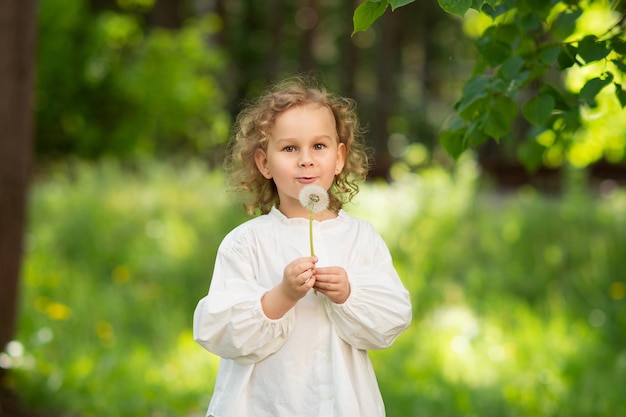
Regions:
[[339, 0, 360, 98], [0, 0, 36, 351], [150, 0, 185, 29], [371, 9, 401, 178], [265, 0, 284, 81], [298, 0, 318, 73]]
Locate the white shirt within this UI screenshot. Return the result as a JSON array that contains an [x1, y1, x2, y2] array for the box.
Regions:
[[193, 207, 412, 417]]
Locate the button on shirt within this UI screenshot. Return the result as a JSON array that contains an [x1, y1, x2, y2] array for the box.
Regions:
[[193, 207, 412, 417]]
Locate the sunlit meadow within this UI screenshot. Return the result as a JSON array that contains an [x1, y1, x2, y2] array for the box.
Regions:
[[3, 158, 625, 416]]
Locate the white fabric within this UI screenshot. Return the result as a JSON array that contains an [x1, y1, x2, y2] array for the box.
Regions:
[[193, 207, 412, 417]]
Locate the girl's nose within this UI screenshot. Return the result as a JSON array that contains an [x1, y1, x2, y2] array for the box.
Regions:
[[298, 150, 314, 166]]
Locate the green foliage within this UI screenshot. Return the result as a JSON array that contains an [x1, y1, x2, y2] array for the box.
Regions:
[[352, 0, 626, 170], [9, 160, 247, 416], [522, 93, 555, 126], [353, 1, 389, 35], [351, 159, 626, 416], [444, 1, 626, 170], [438, 0, 473, 16], [5, 160, 626, 416], [36, 0, 230, 160]]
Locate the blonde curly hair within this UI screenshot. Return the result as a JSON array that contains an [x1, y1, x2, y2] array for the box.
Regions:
[[225, 75, 371, 215]]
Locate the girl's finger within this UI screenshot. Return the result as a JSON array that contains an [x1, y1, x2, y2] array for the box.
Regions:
[[301, 269, 314, 284]]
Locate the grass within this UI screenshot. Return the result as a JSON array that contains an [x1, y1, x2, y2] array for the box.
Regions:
[[3, 158, 625, 416]]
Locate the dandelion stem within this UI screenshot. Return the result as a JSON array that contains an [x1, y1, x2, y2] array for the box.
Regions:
[[309, 210, 315, 256], [309, 210, 317, 295]]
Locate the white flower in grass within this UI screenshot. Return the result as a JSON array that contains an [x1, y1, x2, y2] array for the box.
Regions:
[[299, 185, 329, 214]]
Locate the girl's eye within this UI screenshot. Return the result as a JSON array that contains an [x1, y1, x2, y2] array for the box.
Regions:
[[283, 145, 296, 152], [313, 143, 326, 150]]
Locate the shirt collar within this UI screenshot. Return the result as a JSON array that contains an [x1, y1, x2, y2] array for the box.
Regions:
[[269, 206, 347, 228]]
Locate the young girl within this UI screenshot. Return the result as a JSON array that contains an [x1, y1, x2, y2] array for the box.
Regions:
[[193, 76, 412, 417]]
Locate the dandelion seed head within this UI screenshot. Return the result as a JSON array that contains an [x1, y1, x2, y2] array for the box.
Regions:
[[299, 184, 329, 213]]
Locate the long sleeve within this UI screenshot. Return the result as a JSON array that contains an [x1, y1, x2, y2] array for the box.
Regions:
[[193, 228, 296, 364], [323, 224, 412, 350]]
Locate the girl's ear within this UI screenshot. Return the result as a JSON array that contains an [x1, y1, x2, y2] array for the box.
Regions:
[[335, 143, 346, 175], [255, 148, 272, 179]]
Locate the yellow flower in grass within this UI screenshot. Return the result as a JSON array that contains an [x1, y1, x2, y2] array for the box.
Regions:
[[47, 301, 72, 320]]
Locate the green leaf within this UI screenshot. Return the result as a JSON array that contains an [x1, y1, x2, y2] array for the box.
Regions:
[[481, 3, 510, 18], [475, 24, 519, 67], [522, 94, 555, 126], [499, 56, 525, 80], [560, 109, 581, 133], [475, 35, 511, 67], [578, 35, 610, 64], [461, 74, 491, 97], [557, 44, 578, 69], [438, 0, 472, 16], [539, 44, 562, 66], [507, 70, 533, 92], [470, 0, 483, 9], [524, 0, 552, 16], [439, 126, 468, 159], [579, 73, 613, 107], [517, 13, 541, 31], [466, 124, 489, 146], [614, 83, 626, 108], [353, 1, 389, 35], [550, 9, 582, 42], [518, 137, 545, 172], [456, 75, 492, 120], [610, 36, 626, 54], [611, 59, 626, 74], [459, 95, 490, 120], [389, 0, 415, 10], [482, 95, 517, 139]]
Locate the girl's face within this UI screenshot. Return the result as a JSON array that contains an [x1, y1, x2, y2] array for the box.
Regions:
[[255, 102, 346, 218]]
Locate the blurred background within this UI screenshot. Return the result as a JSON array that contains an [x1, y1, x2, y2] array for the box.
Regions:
[[1, 0, 625, 416]]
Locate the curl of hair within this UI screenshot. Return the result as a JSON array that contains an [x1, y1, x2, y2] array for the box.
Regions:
[[225, 75, 371, 215]]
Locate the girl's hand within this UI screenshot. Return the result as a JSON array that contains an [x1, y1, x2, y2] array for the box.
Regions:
[[281, 256, 318, 301], [262, 256, 318, 319], [313, 266, 350, 304]]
